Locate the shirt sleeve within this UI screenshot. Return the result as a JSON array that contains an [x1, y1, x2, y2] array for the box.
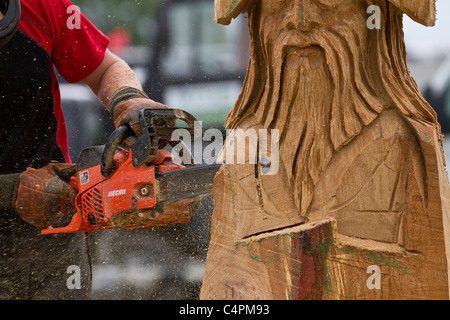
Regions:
[[47, 0, 110, 83]]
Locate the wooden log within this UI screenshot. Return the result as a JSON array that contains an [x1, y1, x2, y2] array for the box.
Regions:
[[201, 0, 450, 300], [201, 126, 450, 299], [201, 217, 449, 299]]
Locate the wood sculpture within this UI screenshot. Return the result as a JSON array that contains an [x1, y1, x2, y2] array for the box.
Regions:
[[200, 0, 450, 299]]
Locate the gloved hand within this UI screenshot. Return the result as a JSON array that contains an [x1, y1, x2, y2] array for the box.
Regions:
[[14, 163, 77, 230], [109, 86, 168, 135]]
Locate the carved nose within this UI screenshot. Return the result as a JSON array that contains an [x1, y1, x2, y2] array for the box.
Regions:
[[286, 0, 304, 29], [286, 0, 319, 31]]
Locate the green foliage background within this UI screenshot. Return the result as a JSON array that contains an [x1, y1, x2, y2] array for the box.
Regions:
[[72, 0, 161, 45]]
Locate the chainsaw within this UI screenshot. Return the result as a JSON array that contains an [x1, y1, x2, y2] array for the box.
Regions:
[[41, 108, 220, 235]]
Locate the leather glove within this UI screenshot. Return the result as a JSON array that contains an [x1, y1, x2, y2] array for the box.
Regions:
[[109, 86, 168, 136], [14, 163, 77, 230]]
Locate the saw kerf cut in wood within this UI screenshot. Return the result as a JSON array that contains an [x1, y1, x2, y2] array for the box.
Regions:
[[201, 0, 450, 300]]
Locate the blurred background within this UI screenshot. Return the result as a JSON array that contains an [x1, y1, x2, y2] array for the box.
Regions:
[[60, 0, 450, 299]]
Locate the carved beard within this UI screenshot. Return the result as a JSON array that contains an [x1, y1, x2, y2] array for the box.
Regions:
[[269, 46, 334, 215], [225, 0, 437, 215]]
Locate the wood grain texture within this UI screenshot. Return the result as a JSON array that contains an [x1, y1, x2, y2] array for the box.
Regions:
[[214, 0, 251, 25], [389, 0, 436, 26], [201, 0, 450, 300]]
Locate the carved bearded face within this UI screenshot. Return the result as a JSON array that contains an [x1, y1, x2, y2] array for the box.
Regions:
[[223, 0, 437, 215], [231, 0, 436, 144]]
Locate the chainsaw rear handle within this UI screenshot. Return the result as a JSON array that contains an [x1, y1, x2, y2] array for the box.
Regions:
[[100, 108, 198, 178]]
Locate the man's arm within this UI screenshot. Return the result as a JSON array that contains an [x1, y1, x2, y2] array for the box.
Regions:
[[81, 48, 142, 112], [81, 48, 166, 133]]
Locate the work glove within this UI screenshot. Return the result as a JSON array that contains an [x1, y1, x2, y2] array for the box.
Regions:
[[109, 86, 168, 136], [14, 163, 77, 230]]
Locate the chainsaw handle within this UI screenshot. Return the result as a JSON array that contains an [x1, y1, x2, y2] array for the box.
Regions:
[[101, 108, 199, 177], [131, 108, 198, 167], [101, 124, 133, 178]]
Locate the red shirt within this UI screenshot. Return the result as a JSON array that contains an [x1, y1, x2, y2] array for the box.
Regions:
[[18, 0, 110, 162]]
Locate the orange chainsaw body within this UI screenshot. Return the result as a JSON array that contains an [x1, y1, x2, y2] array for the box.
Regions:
[[41, 149, 191, 234]]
